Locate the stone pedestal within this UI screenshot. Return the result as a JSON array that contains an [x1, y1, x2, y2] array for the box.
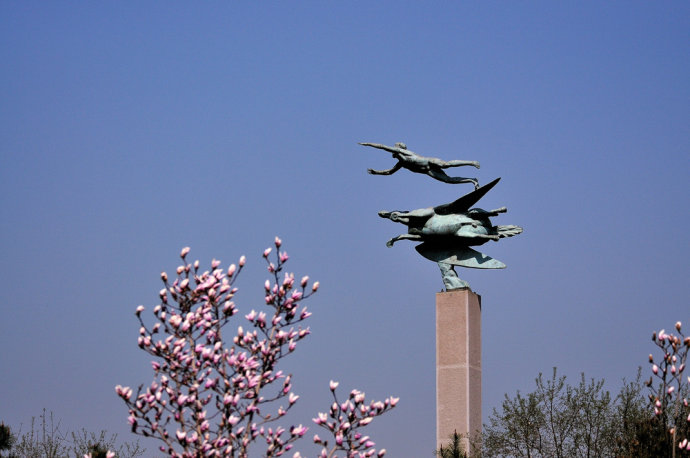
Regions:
[[436, 288, 481, 452]]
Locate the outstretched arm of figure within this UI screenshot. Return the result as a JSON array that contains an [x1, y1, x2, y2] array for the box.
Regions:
[[368, 162, 403, 175], [359, 142, 404, 155]]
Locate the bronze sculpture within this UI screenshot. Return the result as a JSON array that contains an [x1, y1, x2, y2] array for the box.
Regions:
[[364, 141, 522, 290], [359, 142, 480, 188]]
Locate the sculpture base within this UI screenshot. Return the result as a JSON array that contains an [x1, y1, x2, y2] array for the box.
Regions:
[[436, 288, 481, 453]]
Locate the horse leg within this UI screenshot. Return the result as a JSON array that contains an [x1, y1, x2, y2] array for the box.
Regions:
[[386, 234, 423, 247]]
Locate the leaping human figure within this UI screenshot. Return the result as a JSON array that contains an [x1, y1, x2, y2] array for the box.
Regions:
[[359, 141, 481, 188]]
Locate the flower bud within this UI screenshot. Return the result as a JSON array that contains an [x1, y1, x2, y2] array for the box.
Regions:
[[180, 247, 190, 258]]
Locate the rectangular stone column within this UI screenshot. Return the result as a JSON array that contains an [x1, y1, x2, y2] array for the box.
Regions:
[[436, 288, 481, 452]]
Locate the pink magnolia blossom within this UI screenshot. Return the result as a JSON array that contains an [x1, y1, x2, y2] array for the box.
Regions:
[[648, 321, 689, 452], [117, 241, 395, 456]]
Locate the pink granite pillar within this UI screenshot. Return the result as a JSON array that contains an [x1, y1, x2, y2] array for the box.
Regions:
[[436, 289, 481, 452]]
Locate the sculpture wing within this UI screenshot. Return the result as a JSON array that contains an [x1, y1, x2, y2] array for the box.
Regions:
[[497, 225, 523, 238], [415, 243, 506, 269], [434, 177, 501, 215]]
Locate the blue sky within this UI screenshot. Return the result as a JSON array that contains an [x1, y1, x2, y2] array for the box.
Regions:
[[1, 2, 688, 456]]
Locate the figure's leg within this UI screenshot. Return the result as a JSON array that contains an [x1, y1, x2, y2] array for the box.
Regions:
[[428, 168, 479, 188], [368, 162, 403, 175], [386, 234, 423, 247], [438, 159, 480, 169]]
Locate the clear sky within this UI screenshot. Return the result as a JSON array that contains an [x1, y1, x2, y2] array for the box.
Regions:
[[1, 2, 688, 456]]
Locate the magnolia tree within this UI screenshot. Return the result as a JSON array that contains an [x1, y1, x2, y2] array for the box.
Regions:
[[648, 322, 690, 456], [115, 238, 396, 457]]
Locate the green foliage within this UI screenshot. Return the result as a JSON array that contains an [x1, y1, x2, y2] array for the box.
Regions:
[[3, 409, 143, 458], [435, 430, 469, 458], [11, 409, 68, 458], [482, 368, 690, 458], [0, 422, 16, 454], [70, 428, 144, 458]]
